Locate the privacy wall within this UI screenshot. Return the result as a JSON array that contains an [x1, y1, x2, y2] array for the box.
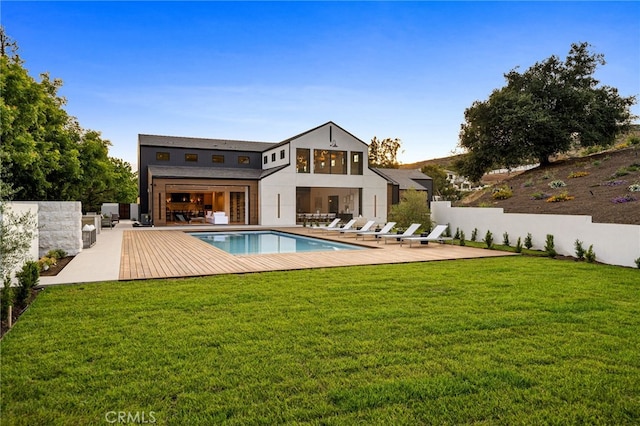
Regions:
[[432, 201, 639, 268]]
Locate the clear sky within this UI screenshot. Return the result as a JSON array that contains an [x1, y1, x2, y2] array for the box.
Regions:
[[3, 1, 639, 168]]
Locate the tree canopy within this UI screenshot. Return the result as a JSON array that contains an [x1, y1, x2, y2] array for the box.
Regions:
[[457, 42, 636, 181], [368, 137, 402, 168], [0, 27, 137, 212]]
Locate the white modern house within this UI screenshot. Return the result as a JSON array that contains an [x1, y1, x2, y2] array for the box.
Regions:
[[138, 122, 433, 226]]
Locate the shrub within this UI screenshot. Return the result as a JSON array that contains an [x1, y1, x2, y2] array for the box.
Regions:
[[574, 239, 585, 260], [388, 188, 432, 230], [628, 162, 640, 172], [531, 192, 550, 200], [611, 194, 637, 204], [549, 180, 566, 189], [635, 257, 640, 269], [459, 230, 465, 246], [15, 261, 39, 308], [502, 232, 510, 247], [544, 234, 556, 258], [568, 171, 589, 178], [612, 167, 630, 178], [629, 183, 640, 192], [38, 257, 57, 272], [492, 186, 513, 200], [592, 160, 601, 167], [484, 230, 494, 249], [515, 237, 522, 253], [523, 179, 534, 187], [524, 233, 533, 249], [601, 179, 627, 187], [628, 135, 640, 146], [46, 249, 67, 260], [585, 245, 596, 263], [471, 228, 478, 242], [1, 278, 13, 323], [541, 171, 553, 180], [454, 227, 460, 240], [546, 192, 575, 203]]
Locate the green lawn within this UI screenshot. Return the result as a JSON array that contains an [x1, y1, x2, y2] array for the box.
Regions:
[[1, 257, 639, 425]]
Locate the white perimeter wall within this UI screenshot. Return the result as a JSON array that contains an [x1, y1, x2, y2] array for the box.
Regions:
[[432, 201, 640, 268]]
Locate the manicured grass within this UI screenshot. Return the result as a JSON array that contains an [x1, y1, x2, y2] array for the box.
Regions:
[[1, 257, 639, 424]]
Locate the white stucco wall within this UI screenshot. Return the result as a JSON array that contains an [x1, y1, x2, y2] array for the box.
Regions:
[[432, 201, 640, 268]]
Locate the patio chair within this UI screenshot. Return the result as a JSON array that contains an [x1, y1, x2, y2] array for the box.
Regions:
[[337, 220, 376, 237], [324, 218, 357, 233], [175, 213, 189, 223], [400, 224, 453, 247], [310, 218, 341, 232], [355, 222, 396, 240], [378, 223, 422, 244]]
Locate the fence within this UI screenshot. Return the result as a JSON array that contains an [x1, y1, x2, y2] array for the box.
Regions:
[[431, 201, 639, 268]]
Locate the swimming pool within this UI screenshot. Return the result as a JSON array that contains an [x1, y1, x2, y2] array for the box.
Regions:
[[190, 231, 366, 255]]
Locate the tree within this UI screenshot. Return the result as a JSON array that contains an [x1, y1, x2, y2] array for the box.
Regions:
[[388, 187, 431, 231], [0, 27, 137, 211], [421, 164, 460, 201], [368, 137, 402, 168], [458, 42, 636, 181]]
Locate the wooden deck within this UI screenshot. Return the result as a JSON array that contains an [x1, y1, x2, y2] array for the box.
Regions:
[[120, 227, 514, 280]]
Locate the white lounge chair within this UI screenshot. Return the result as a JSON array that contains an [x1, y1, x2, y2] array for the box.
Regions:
[[356, 222, 396, 240], [400, 224, 452, 247], [310, 218, 341, 232], [324, 218, 357, 233], [378, 223, 422, 244], [337, 220, 376, 237]]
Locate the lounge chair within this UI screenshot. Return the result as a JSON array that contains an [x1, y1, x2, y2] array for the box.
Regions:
[[337, 220, 376, 237], [356, 222, 396, 240], [400, 224, 453, 247], [310, 218, 341, 232], [324, 218, 358, 233], [175, 213, 189, 223], [378, 223, 422, 244]]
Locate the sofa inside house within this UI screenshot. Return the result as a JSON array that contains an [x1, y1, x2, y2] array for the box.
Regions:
[[206, 211, 229, 224]]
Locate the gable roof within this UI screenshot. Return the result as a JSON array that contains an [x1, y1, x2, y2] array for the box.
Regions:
[[139, 134, 276, 152], [372, 168, 432, 190]]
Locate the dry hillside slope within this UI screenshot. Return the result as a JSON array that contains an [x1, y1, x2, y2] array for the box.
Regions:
[[457, 146, 640, 225]]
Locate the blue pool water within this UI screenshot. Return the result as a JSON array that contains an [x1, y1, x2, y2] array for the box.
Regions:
[[190, 231, 366, 255]]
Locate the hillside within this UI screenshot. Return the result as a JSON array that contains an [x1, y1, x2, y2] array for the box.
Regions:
[[457, 146, 640, 225]]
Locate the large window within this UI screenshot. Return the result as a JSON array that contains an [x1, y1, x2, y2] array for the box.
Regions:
[[212, 155, 224, 163], [351, 151, 363, 175], [314, 150, 347, 174], [185, 153, 198, 162], [156, 152, 170, 161], [296, 148, 310, 173], [238, 156, 250, 165]]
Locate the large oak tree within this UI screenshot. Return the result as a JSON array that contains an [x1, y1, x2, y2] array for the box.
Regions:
[[457, 42, 636, 181]]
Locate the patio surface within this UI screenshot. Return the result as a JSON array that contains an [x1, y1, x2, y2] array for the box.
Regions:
[[39, 221, 515, 285]]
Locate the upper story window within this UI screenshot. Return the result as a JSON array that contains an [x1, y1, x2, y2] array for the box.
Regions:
[[296, 148, 310, 173], [271, 152, 276, 162], [280, 149, 285, 159], [351, 151, 363, 175], [185, 153, 198, 162], [314, 149, 347, 174], [238, 156, 250, 165], [156, 152, 170, 161], [264, 155, 268, 164], [212, 155, 224, 163]]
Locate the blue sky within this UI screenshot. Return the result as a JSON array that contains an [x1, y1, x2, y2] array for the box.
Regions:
[[3, 1, 639, 167]]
